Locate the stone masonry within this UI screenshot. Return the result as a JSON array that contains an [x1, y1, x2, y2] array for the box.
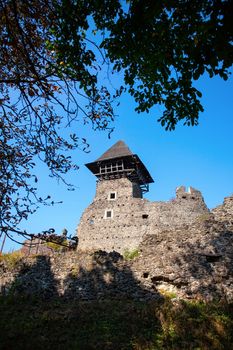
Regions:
[[0, 187, 232, 302], [1, 211, 233, 302], [77, 178, 209, 253], [212, 194, 233, 231]]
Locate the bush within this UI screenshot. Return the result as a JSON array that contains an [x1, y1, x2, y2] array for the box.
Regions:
[[46, 240, 69, 252], [0, 251, 23, 269], [123, 249, 140, 260]]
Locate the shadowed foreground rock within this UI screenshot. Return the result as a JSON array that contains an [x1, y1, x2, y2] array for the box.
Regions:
[[133, 215, 233, 301], [0, 251, 161, 301]]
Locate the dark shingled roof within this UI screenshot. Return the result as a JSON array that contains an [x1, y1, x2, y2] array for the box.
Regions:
[[96, 140, 133, 161], [85, 140, 154, 185]]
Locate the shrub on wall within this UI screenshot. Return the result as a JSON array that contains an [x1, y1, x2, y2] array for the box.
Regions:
[[123, 249, 140, 260], [0, 251, 23, 269]]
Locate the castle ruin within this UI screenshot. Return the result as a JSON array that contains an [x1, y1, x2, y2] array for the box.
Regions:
[[1, 141, 233, 302], [77, 141, 209, 253]]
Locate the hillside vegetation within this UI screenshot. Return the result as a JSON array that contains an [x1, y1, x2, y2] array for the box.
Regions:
[[0, 296, 232, 350]]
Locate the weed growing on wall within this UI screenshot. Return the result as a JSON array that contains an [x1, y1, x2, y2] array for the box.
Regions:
[[123, 249, 140, 260]]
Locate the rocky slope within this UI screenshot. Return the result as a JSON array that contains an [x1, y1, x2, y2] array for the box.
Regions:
[[133, 215, 233, 301]]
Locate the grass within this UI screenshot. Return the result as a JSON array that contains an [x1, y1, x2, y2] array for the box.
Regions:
[[46, 240, 69, 251], [123, 249, 140, 260], [0, 251, 23, 269], [197, 213, 212, 222], [0, 296, 232, 350]]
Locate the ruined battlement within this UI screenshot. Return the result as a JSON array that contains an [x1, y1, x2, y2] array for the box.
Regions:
[[176, 185, 204, 199]]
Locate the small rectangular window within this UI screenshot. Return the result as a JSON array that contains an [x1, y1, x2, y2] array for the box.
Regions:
[[104, 209, 113, 219], [142, 214, 148, 219], [108, 191, 117, 200]]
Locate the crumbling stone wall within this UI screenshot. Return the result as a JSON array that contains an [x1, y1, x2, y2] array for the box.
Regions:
[[77, 179, 209, 253], [0, 251, 159, 301], [132, 216, 233, 302], [1, 185, 231, 302], [212, 194, 233, 230], [1, 215, 233, 302]]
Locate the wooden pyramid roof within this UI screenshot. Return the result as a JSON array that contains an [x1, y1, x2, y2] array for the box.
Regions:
[[86, 140, 154, 184], [96, 140, 133, 161]]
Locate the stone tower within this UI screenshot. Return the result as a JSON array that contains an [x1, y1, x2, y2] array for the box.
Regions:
[[77, 140, 154, 252], [77, 140, 209, 253]]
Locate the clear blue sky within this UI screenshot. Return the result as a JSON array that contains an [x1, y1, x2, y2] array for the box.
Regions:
[[3, 72, 233, 252]]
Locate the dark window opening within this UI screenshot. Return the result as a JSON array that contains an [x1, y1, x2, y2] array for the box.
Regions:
[[143, 272, 149, 278], [142, 214, 148, 219], [205, 254, 222, 263], [110, 192, 116, 200], [106, 210, 112, 218]]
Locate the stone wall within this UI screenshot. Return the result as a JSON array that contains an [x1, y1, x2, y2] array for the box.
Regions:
[[1, 215, 233, 302], [133, 216, 233, 302], [0, 251, 159, 301], [1, 184, 232, 303], [77, 178, 148, 252], [77, 178, 209, 253], [212, 194, 233, 230]]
